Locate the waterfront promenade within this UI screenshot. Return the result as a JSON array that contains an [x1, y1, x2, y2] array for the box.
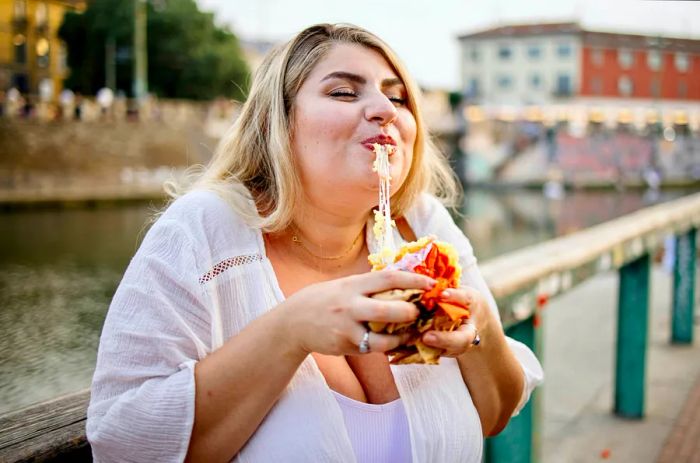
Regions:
[[1, 190, 698, 461], [542, 265, 700, 462]]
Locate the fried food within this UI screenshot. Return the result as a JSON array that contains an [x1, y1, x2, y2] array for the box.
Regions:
[[369, 237, 470, 364]]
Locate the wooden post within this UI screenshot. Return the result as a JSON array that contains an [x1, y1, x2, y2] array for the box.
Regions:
[[615, 253, 650, 418], [672, 228, 696, 344], [485, 316, 537, 463]]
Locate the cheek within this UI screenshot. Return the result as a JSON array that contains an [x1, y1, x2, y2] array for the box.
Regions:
[[296, 103, 354, 146], [401, 114, 418, 149], [398, 114, 417, 177], [293, 110, 354, 183]]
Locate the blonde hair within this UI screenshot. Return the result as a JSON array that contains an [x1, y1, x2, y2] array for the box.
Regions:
[[169, 23, 460, 232]]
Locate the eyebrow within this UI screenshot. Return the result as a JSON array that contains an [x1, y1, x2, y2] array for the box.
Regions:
[[320, 71, 404, 88]]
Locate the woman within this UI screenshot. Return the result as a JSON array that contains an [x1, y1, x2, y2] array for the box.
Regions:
[[87, 24, 543, 462]]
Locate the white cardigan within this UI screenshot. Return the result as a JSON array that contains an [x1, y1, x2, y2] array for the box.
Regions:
[[87, 189, 543, 463]]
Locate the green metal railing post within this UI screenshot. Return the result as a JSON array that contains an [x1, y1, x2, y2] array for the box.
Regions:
[[672, 228, 697, 344], [485, 315, 538, 463], [615, 253, 650, 418]]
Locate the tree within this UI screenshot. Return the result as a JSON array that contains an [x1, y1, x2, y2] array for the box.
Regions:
[[58, 0, 250, 101]]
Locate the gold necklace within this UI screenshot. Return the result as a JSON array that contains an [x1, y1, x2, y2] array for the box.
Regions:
[[291, 225, 365, 261]]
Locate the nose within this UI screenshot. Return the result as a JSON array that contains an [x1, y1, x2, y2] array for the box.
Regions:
[[364, 92, 398, 126]]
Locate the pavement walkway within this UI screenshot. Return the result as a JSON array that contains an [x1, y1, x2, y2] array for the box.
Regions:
[[540, 264, 700, 462], [656, 372, 700, 463]]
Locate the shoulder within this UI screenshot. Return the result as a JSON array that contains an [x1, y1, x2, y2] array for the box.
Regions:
[[404, 193, 477, 266], [153, 188, 261, 257], [160, 189, 237, 223], [161, 188, 254, 228], [404, 193, 455, 232]]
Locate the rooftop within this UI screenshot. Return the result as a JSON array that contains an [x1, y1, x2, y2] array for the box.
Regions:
[[458, 21, 700, 51]]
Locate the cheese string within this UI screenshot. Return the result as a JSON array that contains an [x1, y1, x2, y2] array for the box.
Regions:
[[371, 143, 396, 266]]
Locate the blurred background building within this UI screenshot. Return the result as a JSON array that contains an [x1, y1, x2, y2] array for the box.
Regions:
[[459, 22, 700, 107], [0, 0, 85, 95]]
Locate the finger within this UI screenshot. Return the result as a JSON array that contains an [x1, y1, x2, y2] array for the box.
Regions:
[[355, 270, 436, 295], [351, 298, 419, 323], [421, 323, 477, 354], [350, 325, 408, 354], [439, 287, 477, 309]]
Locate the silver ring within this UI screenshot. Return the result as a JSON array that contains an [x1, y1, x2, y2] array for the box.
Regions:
[[471, 325, 481, 346], [359, 329, 371, 354]]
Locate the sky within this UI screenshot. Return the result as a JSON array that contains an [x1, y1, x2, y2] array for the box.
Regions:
[[197, 0, 700, 90]]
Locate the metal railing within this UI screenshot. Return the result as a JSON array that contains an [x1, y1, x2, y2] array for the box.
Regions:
[[1, 193, 699, 462]]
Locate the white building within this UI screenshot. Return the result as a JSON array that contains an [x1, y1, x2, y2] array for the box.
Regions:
[[459, 22, 581, 106]]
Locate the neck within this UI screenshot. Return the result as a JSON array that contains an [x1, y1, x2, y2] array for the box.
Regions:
[[289, 207, 369, 264]]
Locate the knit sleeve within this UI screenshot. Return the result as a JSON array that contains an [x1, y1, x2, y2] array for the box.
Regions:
[[86, 217, 210, 463], [407, 194, 544, 415]]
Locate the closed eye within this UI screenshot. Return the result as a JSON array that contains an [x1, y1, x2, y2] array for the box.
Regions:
[[329, 90, 357, 99], [389, 96, 406, 106]]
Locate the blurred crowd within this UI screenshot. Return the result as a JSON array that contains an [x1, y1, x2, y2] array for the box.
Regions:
[[0, 87, 240, 130]]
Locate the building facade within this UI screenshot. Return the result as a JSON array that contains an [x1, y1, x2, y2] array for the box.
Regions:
[[459, 22, 700, 106], [0, 0, 84, 97]]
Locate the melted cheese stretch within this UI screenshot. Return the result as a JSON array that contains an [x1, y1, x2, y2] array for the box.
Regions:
[[370, 143, 396, 267]]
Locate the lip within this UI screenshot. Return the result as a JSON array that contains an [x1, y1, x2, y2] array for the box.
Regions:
[[361, 135, 398, 155], [361, 134, 397, 148]]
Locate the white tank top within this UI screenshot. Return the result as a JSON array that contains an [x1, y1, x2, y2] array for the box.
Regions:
[[332, 390, 413, 463]]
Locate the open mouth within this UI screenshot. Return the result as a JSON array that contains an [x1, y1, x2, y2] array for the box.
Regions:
[[363, 143, 397, 156], [361, 135, 397, 153]]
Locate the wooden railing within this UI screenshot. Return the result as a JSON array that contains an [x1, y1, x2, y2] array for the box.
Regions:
[[0, 389, 91, 461], [1, 193, 699, 462], [482, 192, 700, 462]]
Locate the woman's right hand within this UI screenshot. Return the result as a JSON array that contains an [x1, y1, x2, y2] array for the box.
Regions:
[[277, 271, 436, 356]]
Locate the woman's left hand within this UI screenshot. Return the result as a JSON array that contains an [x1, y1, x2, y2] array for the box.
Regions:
[[420, 286, 493, 357]]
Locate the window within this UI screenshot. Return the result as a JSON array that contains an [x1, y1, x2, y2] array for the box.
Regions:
[[496, 75, 513, 89], [557, 43, 572, 58], [675, 53, 689, 72], [618, 49, 633, 69], [498, 44, 512, 60], [618, 76, 633, 96], [527, 44, 541, 59], [12, 73, 28, 93], [650, 78, 660, 98], [36, 2, 48, 25], [591, 48, 604, 66], [556, 74, 572, 95], [530, 73, 541, 89], [13, 0, 26, 18], [647, 50, 661, 70], [13, 34, 26, 63], [678, 81, 687, 98], [470, 46, 480, 62], [591, 77, 602, 95], [468, 78, 480, 97], [36, 37, 50, 68]]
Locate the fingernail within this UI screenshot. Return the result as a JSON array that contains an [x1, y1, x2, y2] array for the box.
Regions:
[[424, 334, 437, 343], [441, 290, 451, 298]]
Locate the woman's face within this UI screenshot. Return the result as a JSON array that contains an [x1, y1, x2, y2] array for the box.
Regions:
[[291, 43, 417, 215]]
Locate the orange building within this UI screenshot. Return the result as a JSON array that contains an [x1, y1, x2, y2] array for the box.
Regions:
[[0, 0, 85, 97], [580, 32, 700, 101]]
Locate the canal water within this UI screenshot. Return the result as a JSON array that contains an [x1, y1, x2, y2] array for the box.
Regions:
[[0, 188, 695, 415]]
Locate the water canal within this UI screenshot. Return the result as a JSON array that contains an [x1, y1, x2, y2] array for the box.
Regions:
[[0, 187, 696, 414]]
